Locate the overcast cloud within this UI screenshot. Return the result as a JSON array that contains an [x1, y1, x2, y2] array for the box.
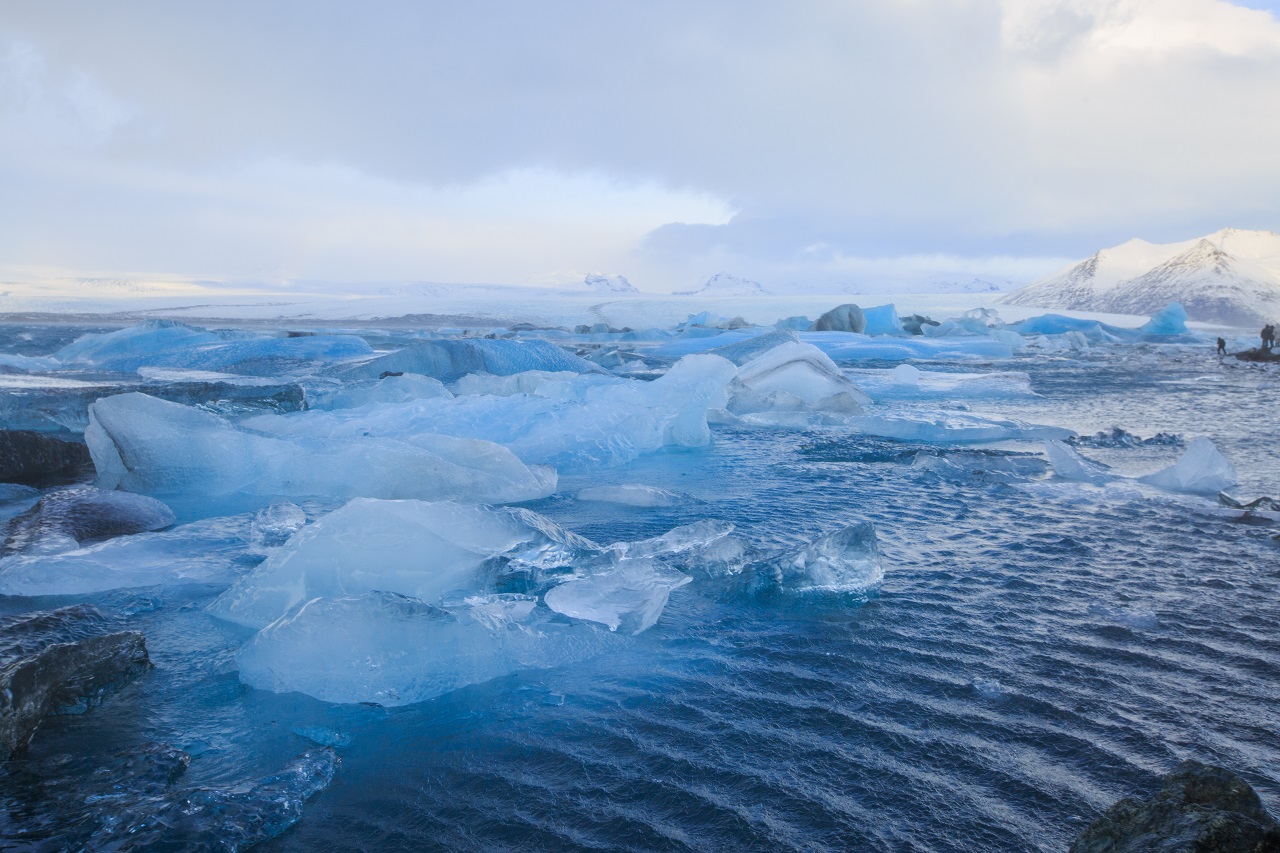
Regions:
[[2, 0, 1278, 291]]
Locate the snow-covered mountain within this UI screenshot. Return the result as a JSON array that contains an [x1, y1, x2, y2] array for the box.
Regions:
[[1001, 228, 1280, 326], [673, 272, 768, 297], [579, 273, 639, 294]]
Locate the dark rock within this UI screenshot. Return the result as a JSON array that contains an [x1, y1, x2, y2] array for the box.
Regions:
[[1233, 348, 1280, 363], [1219, 492, 1280, 512], [0, 605, 151, 759], [2, 486, 175, 555], [0, 430, 94, 488], [901, 314, 941, 335], [809, 304, 866, 333], [1070, 760, 1280, 853]]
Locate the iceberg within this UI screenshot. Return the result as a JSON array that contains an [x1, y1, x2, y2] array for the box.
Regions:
[[862, 304, 907, 337], [209, 498, 600, 629], [54, 321, 372, 374], [848, 412, 1073, 444], [86, 393, 556, 514], [237, 591, 616, 706], [1137, 437, 1238, 494], [341, 338, 603, 383], [729, 342, 870, 416], [246, 354, 737, 471], [849, 365, 1036, 401], [310, 373, 452, 410]]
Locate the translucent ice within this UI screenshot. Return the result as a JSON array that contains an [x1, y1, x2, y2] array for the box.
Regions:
[[543, 558, 691, 634], [705, 329, 800, 366], [453, 370, 583, 396], [312, 373, 452, 410], [209, 498, 600, 629], [848, 412, 1072, 444], [248, 501, 308, 550], [1137, 437, 1238, 494], [576, 485, 689, 507], [86, 393, 555, 513], [849, 365, 1036, 401], [610, 520, 749, 576], [780, 522, 884, 593], [237, 591, 616, 706], [1137, 302, 1190, 336], [862, 304, 907, 336]]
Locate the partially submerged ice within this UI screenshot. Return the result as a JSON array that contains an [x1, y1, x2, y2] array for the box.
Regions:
[[543, 558, 692, 634], [341, 338, 603, 383], [86, 392, 555, 513], [576, 484, 690, 507], [210, 498, 600, 629], [729, 341, 870, 416], [2, 487, 175, 557], [778, 522, 884, 593], [237, 591, 617, 706]]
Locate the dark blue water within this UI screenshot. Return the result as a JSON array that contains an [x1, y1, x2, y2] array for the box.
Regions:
[[1, 326, 1277, 851]]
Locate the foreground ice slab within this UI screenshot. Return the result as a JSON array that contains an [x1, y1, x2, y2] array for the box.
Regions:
[[210, 498, 600, 629], [237, 591, 617, 706], [86, 393, 555, 513], [730, 341, 870, 415]]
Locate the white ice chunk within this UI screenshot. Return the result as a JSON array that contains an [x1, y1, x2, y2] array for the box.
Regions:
[[733, 342, 870, 411], [781, 522, 884, 593], [237, 591, 616, 706], [576, 485, 689, 507], [210, 498, 600, 629], [1045, 439, 1116, 485], [847, 412, 1072, 443], [1137, 437, 1238, 494], [315, 373, 452, 410], [452, 370, 583, 397], [86, 393, 556, 514], [543, 558, 691, 634]]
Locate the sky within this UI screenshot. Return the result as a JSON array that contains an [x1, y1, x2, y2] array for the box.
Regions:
[[2, 0, 1279, 293]]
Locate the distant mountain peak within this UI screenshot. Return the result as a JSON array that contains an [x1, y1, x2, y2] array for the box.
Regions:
[[581, 273, 639, 294], [673, 272, 768, 296], [1001, 228, 1280, 326]]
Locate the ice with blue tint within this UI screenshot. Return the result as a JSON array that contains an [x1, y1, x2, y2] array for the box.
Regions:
[[53, 320, 373, 373], [86, 392, 556, 514], [210, 498, 599, 629], [862, 304, 908, 336], [246, 355, 737, 470], [237, 591, 620, 706], [340, 338, 604, 382], [1007, 302, 1191, 342], [3, 310, 1279, 853]]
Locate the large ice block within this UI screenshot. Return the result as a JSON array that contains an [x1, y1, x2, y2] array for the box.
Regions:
[[730, 342, 870, 415], [85, 393, 556, 512], [341, 338, 603, 383], [780, 522, 884, 592], [1138, 437, 1238, 494], [543, 558, 692, 634], [209, 498, 600, 629]]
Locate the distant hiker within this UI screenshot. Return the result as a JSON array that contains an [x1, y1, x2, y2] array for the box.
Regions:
[[1262, 325, 1273, 351], [1216, 337, 1226, 355]]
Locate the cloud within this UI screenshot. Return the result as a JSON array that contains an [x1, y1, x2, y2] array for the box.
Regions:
[[1, 0, 1278, 289]]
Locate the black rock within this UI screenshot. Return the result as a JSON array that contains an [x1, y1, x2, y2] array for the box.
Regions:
[[901, 313, 941, 335], [1071, 760, 1280, 852], [0, 430, 94, 488], [2, 486, 175, 556], [0, 605, 151, 759]]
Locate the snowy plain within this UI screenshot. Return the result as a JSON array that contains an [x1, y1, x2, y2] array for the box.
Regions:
[[0, 288, 1276, 851]]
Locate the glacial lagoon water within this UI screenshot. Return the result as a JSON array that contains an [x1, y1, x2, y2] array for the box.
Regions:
[[0, 317, 1277, 851]]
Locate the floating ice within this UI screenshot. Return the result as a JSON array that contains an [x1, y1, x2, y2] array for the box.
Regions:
[[1137, 302, 1190, 336], [312, 373, 452, 409], [705, 329, 800, 366], [862, 304, 907, 336], [913, 452, 1049, 484], [848, 412, 1072, 444], [1045, 440, 1116, 485], [815, 335, 1016, 362], [543, 558, 691, 634], [237, 591, 615, 706], [849, 365, 1036, 401], [453, 370, 584, 396], [809, 304, 866, 333], [247, 354, 737, 471], [577, 485, 690, 507], [780, 522, 884, 593], [342, 338, 602, 383], [210, 498, 600, 629], [248, 501, 308, 550], [732, 342, 870, 412], [86, 393, 555, 513], [1137, 437, 1238, 495], [54, 321, 372, 374], [610, 520, 749, 577]]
